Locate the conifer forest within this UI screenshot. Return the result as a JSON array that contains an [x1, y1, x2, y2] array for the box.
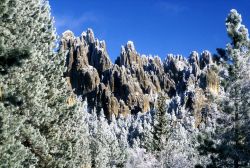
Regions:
[[0, 0, 249, 167]]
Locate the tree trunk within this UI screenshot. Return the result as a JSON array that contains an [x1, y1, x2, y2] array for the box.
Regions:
[[234, 87, 240, 168]]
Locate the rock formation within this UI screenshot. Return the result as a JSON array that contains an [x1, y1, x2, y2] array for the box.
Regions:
[[60, 29, 220, 119]]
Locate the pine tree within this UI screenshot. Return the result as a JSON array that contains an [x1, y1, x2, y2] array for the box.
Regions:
[[0, 0, 91, 167], [0, 3, 31, 166], [198, 9, 250, 168], [141, 112, 154, 152], [125, 147, 159, 168], [89, 110, 125, 168], [152, 93, 171, 153], [0, 0, 48, 166], [144, 93, 173, 168], [223, 9, 250, 167]]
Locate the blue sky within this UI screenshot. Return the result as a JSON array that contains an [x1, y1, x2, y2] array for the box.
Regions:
[[50, 0, 250, 62]]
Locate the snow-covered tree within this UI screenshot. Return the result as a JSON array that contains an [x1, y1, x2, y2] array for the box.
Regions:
[[198, 9, 250, 168], [89, 110, 126, 168], [0, 0, 53, 166], [0, 2, 36, 166], [0, 0, 91, 167], [226, 9, 249, 50], [140, 112, 154, 152], [125, 147, 159, 168], [151, 94, 172, 154]]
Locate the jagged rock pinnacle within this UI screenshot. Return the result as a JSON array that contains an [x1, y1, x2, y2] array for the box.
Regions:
[[126, 41, 136, 52], [86, 28, 95, 43], [62, 30, 75, 40], [60, 28, 219, 118]]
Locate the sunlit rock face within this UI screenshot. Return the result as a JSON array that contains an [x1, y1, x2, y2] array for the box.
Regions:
[[60, 29, 219, 119]]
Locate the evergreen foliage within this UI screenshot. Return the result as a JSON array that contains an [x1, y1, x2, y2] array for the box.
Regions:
[[0, 0, 91, 167], [0, 1, 249, 167], [152, 93, 171, 153], [198, 9, 250, 168], [89, 111, 126, 168]]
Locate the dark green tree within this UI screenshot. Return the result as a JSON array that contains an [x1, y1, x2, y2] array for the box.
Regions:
[[152, 93, 170, 152]]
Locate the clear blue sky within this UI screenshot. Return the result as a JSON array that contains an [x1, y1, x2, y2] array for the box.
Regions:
[[50, 0, 250, 62]]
